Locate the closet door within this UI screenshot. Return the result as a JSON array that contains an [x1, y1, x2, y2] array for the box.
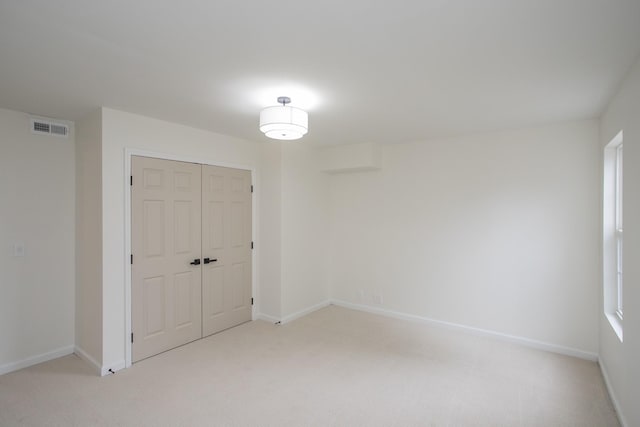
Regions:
[[131, 156, 202, 362], [202, 165, 252, 337]]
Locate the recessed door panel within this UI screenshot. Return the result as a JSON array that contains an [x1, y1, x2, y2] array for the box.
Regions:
[[231, 177, 243, 193], [174, 272, 194, 328], [143, 276, 165, 337], [143, 168, 164, 189], [143, 201, 165, 258], [174, 171, 192, 191], [207, 201, 224, 250], [204, 266, 224, 318], [174, 201, 193, 254], [232, 263, 245, 310], [231, 202, 244, 247], [209, 174, 224, 193]]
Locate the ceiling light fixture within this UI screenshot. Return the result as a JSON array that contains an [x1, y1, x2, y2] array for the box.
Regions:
[[259, 96, 308, 140]]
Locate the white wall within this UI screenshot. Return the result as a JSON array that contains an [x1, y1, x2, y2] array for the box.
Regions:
[[257, 143, 282, 320], [599, 55, 640, 427], [329, 120, 600, 354], [100, 108, 265, 371], [75, 109, 103, 368], [0, 102, 611, 380], [0, 108, 75, 374], [281, 143, 331, 319]]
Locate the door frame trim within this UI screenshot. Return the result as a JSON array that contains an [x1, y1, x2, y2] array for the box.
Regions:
[[124, 148, 258, 368]]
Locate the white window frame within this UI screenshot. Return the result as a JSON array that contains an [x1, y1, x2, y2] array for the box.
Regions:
[[615, 143, 623, 320], [603, 131, 623, 341]]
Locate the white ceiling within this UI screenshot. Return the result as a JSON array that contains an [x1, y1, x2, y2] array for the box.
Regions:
[[1, 0, 639, 146]]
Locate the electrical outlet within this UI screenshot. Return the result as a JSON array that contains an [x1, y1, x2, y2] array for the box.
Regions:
[[358, 289, 366, 302]]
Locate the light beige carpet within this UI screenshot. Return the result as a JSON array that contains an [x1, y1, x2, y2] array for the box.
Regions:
[[0, 306, 619, 426]]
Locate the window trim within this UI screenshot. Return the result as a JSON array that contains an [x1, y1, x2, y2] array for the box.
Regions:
[[615, 143, 623, 320], [603, 131, 623, 341]]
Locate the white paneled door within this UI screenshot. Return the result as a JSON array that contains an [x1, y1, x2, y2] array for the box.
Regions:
[[202, 165, 253, 337], [131, 156, 252, 362]]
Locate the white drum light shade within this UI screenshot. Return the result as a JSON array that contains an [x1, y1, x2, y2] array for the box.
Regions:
[[259, 104, 308, 140]]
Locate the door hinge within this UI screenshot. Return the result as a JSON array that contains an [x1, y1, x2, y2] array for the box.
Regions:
[[130, 254, 133, 265], [251, 297, 254, 306], [251, 184, 254, 193], [130, 175, 133, 186], [131, 332, 134, 343], [251, 241, 254, 249]]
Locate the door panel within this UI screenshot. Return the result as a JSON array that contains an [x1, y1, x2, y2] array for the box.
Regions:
[[143, 201, 165, 257], [202, 165, 252, 336], [231, 263, 246, 309], [174, 271, 195, 327], [132, 156, 202, 362], [143, 276, 165, 336], [205, 265, 224, 316], [208, 201, 224, 249]]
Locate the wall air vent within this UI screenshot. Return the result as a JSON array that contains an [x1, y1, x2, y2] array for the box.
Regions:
[[30, 117, 69, 138]]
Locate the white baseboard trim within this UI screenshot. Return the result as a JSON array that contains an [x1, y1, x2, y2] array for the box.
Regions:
[[74, 346, 102, 375], [0, 345, 74, 376], [599, 360, 627, 427], [330, 300, 598, 361], [280, 300, 331, 324], [255, 313, 281, 324], [101, 359, 126, 377]]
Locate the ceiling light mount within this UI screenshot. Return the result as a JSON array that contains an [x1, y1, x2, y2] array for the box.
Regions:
[[259, 96, 308, 141]]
